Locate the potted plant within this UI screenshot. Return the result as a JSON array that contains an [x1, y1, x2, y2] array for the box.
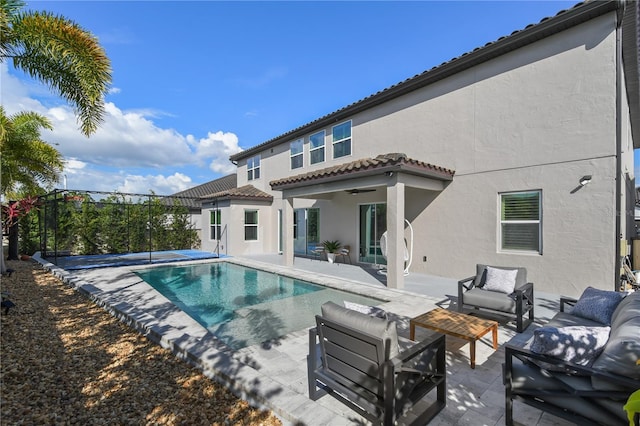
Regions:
[[322, 240, 341, 264]]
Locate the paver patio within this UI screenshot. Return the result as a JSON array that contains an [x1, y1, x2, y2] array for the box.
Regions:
[[35, 253, 575, 425]]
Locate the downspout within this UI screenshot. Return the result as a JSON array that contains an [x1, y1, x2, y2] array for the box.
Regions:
[[614, 0, 625, 291]]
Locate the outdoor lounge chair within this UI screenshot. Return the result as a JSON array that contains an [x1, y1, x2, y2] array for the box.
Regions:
[[308, 302, 446, 425], [458, 264, 534, 333]]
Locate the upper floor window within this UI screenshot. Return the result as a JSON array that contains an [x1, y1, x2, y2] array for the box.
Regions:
[[247, 155, 260, 181], [290, 138, 303, 169], [244, 210, 258, 241], [210, 209, 221, 240], [332, 121, 351, 159], [499, 190, 542, 254], [309, 131, 325, 165]]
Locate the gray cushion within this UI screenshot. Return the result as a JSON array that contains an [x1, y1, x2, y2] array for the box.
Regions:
[[529, 325, 610, 367], [463, 287, 516, 313], [590, 293, 640, 389], [571, 287, 625, 326], [321, 301, 399, 359], [474, 264, 527, 291], [611, 290, 640, 327], [546, 311, 604, 329]]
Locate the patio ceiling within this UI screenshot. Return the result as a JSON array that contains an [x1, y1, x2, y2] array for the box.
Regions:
[[269, 153, 455, 199]]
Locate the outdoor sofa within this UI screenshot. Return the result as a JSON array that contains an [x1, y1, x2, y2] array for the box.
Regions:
[[458, 264, 534, 332], [504, 288, 640, 425]]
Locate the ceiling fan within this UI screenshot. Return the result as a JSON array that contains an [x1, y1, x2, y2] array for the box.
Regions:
[[345, 188, 376, 195]]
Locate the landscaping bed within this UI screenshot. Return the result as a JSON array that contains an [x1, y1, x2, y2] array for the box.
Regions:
[[0, 259, 281, 425]]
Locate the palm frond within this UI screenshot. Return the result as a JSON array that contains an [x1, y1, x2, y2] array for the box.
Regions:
[[9, 10, 112, 136]]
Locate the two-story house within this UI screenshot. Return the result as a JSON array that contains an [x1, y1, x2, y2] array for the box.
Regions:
[[199, 0, 639, 296]]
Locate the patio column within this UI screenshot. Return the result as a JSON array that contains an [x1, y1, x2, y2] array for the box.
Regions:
[[282, 197, 294, 267], [386, 181, 405, 289]]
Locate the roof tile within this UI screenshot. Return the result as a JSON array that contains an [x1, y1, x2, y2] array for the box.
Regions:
[[270, 153, 454, 189]]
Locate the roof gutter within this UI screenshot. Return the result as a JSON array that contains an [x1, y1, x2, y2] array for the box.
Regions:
[[614, 0, 625, 291]]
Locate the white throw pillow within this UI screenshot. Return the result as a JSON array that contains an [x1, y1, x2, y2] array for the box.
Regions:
[[483, 266, 517, 294], [343, 301, 387, 319]]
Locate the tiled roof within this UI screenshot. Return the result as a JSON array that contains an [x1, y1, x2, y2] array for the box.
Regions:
[[201, 184, 273, 202], [231, 0, 627, 162], [169, 174, 237, 208], [270, 153, 454, 190]]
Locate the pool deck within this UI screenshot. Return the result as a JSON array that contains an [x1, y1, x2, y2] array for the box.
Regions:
[[34, 253, 573, 426]]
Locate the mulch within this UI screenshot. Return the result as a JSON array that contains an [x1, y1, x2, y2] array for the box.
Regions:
[[0, 259, 282, 425]]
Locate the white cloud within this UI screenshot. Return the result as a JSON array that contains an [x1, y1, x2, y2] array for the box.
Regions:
[[1, 64, 241, 194], [118, 172, 193, 195], [192, 131, 242, 174], [37, 102, 196, 168], [108, 87, 121, 95], [61, 163, 193, 195]]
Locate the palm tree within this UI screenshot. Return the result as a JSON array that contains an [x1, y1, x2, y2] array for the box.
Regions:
[[0, 106, 63, 197], [0, 106, 63, 264], [0, 0, 112, 136]]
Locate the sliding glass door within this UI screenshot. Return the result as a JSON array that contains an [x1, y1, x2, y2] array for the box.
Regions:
[[293, 208, 320, 255], [359, 203, 386, 265]]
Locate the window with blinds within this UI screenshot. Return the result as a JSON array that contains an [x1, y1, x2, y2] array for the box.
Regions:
[[499, 191, 541, 254]]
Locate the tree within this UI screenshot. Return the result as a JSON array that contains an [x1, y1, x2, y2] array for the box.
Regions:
[[0, 106, 63, 197], [0, 0, 112, 136]]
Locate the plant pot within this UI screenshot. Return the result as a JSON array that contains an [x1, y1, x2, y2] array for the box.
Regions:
[[20, 254, 30, 261], [327, 253, 336, 264]]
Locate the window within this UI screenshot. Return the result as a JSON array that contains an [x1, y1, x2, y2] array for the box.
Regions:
[[290, 139, 303, 169], [309, 131, 325, 165], [247, 155, 260, 181], [332, 121, 351, 159], [499, 191, 541, 253], [210, 209, 221, 240], [244, 210, 258, 241]]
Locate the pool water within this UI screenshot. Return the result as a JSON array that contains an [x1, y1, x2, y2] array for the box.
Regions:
[[135, 262, 384, 349]]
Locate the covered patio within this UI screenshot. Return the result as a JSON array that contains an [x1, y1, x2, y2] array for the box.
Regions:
[[270, 153, 455, 291]]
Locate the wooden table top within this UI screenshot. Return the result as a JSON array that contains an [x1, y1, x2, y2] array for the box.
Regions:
[[410, 308, 498, 341]]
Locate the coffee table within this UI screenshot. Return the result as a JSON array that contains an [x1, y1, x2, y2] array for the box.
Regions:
[[410, 308, 498, 369]]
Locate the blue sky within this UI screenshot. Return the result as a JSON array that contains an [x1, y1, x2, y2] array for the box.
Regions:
[[4, 0, 605, 195]]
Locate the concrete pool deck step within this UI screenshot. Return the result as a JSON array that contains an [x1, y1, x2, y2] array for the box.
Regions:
[[35, 253, 573, 426]]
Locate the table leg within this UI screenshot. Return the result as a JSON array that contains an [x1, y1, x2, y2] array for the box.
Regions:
[[410, 322, 416, 340], [492, 324, 498, 349], [470, 340, 476, 369]]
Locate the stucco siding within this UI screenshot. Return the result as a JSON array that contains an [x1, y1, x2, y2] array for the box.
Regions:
[[411, 156, 616, 297], [352, 14, 617, 172], [221, 10, 632, 296]]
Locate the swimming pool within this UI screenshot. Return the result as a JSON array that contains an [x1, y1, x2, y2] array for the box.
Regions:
[[135, 262, 384, 349]]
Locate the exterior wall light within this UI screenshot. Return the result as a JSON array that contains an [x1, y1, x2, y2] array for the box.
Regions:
[[579, 175, 592, 186]]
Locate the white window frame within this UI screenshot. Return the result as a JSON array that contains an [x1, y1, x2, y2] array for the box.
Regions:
[[498, 190, 542, 254], [244, 209, 259, 241], [309, 130, 325, 165], [332, 120, 352, 159], [290, 138, 303, 170], [210, 209, 221, 240], [247, 155, 260, 181]]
